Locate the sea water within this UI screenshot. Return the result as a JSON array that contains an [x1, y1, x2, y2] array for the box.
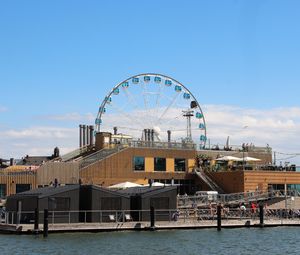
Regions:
[[1, 227, 300, 255]]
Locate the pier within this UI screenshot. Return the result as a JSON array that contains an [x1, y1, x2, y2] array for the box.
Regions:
[[1, 207, 300, 235]]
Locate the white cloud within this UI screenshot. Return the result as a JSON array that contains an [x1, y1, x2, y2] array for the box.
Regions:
[[0, 126, 78, 158], [1, 105, 300, 165]]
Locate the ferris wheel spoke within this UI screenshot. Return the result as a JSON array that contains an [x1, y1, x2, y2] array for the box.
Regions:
[[108, 103, 146, 130], [123, 84, 153, 129], [154, 82, 165, 119], [123, 89, 145, 114], [155, 92, 181, 126], [141, 80, 155, 128], [157, 93, 185, 127]]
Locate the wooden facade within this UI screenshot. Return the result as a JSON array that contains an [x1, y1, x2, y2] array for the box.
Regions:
[[0, 169, 37, 196], [37, 162, 79, 186], [79, 147, 197, 187]]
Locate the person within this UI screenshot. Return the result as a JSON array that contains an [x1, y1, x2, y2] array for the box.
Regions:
[[172, 210, 180, 221], [240, 203, 247, 217], [251, 202, 257, 215]]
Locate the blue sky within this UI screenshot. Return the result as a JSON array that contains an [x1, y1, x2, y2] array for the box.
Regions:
[[0, 0, 299, 164]]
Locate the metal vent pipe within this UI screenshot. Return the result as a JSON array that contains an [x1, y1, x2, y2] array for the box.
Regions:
[[167, 130, 171, 143], [86, 125, 90, 146], [79, 125, 83, 147], [89, 125, 94, 146], [82, 125, 86, 146]]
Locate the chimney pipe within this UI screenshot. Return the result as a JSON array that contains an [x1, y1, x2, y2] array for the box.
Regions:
[[148, 129, 151, 142], [82, 125, 86, 146], [79, 125, 83, 148], [89, 125, 94, 146], [167, 130, 171, 143], [10, 158, 14, 166], [151, 129, 154, 142], [113, 127, 117, 135], [86, 125, 90, 146]]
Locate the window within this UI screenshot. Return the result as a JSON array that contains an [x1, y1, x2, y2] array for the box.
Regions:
[[154, 157, 166, 172], [175, 158, 186, 172], [16, 184, 31, 193], [0, 184, 6, 198], [133, 157, 145, 171]]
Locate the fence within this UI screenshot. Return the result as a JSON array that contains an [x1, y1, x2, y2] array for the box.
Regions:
[[177, 190, 300, 208], [2, 207, 300, 226]]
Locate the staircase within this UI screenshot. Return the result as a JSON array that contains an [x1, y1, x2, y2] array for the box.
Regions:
[[79, 145, 127, 169], [194, 168, 225, 194]]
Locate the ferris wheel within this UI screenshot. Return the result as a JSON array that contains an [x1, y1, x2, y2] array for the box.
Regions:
[[95, 73, 207, 148]]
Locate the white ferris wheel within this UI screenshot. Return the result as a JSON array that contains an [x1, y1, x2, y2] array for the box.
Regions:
[[95, 73, 207, 149]]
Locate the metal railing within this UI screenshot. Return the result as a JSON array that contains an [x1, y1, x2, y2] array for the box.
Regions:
[[60, 145, 90, 162], [3, 207, 300, 226], [128, 140, 196, 150], [177, 190, 300, 208], [79, 145, 127, 169], [3, 209, 177, 225]]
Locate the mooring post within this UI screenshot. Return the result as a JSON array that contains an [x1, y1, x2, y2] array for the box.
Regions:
[[34, 208, 39, 234], [217, 204, 222, 231], [150, 206, 155, 230], [43, 209, 48, 238], [259, 203, 264, 228]]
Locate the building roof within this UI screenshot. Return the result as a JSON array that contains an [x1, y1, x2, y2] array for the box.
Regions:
[[17, 156, 53, 166], [118, 186, 177, 197], [10, 185, 80, 199], [83, 185, 130, 198]]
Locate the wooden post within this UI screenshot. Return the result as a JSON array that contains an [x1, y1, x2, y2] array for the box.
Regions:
[[150, 206, 155, 230], [34, 208, 39, 233], [43, 209, 48, 238], [217, 204, 222, 231], [259, 203, 264, 228]]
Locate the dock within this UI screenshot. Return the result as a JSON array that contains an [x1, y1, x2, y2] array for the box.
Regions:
[[1, 218, 300, 235]]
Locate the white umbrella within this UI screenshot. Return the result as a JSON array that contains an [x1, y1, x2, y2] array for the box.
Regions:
[[109, 181, 142, 189], [216, 156, 242, 161], [151, 182, 167, 187], [242, 156, 261, 162]]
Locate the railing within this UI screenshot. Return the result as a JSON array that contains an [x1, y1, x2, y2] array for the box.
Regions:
[[202, 144, 272, 153], [128, 140, 196, 150], [3, 207, 300, 226], [79, 145, 126, 169], [177, 190, 300, 208], [60, 145, 90, 162], [194, 169, 224, 194], [3, 209, 177, 225]]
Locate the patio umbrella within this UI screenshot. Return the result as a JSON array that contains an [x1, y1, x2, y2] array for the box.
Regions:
[[108, 181, 142, 189], [242, 156, 261, 162], [216, 156, 242, 161]]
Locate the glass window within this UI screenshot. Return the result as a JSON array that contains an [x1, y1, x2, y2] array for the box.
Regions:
[[175, 158, 186, 172], [0, 184, 6, 198], [133, 157, 145, 171], [154, 158, 166, 172], [16, 184, 31, 193]]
